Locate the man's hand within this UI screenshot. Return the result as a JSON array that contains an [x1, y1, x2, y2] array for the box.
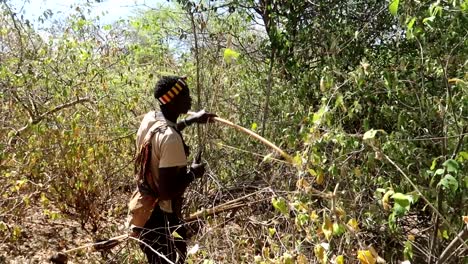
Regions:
[[177, 110, 217, 131], [188, 110, 217, 124], [189, 162, 205, 179]]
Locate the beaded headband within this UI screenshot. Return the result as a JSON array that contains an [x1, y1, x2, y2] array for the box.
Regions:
[[158, 78, 187, 105]]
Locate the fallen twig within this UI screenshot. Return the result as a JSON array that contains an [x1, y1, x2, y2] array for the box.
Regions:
[[436, 225, 468, 264]]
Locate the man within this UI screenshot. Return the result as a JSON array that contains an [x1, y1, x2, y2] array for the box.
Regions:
[[127, 75, 215, 264]]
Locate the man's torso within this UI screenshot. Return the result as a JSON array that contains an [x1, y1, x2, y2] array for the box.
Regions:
[[136, 111, 187, 213]]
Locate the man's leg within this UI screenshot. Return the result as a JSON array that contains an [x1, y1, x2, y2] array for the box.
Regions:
[[139, 207, 187, 264], [139, 207, 170, 264], [167, 214, 187, 264]]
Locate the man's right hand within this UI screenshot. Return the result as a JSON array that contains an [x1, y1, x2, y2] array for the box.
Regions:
[[188, 110, 217, 124]]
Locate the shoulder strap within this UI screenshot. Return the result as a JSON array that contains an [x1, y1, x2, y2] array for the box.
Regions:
[[134, 122, 167, 196]]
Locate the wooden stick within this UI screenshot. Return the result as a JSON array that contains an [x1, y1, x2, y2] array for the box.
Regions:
[[187, 112, 294, 164], [185, 188, 269, 221], [185, 201, 245, 222], [213, 116, 293, 163], [61, 234, 129, 254]]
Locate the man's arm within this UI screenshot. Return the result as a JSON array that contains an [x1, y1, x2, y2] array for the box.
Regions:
[[176, 110, 217, 131], [158, 164, 205, 200], [158, 167, 192, 200]]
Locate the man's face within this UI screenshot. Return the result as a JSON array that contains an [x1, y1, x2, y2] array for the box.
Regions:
[[177, 88, 192, 114]]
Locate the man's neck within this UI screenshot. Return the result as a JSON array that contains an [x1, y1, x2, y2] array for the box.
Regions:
[[161, 107, 179, 123]]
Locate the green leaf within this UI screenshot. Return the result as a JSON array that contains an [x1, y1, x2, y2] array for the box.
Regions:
[[443, 159, 459, 173], [392, 192, 411, 216], [392, 193, 411, 204], [438, 174, 459, 193], [335, 94, 345, 109], [283, 252, 294, 264], [423, 16, 436, 25], [407, 17, 416, 30], [268, 227, 276, 237], [376, 188, 386, 193], [404, 240, 413, 260], [332, 222, 346, 236], [430, 158, 438, 170], [363, 129, 378, 140], [296, 213, 309, 227], [312, 106, 328, 124], [172, 231, 183, 239], [406, 191, 420, 204], [442, 229, 449, 240], [272, 197, 289, 216], [223, 48, 240, 63], [457, 151, 468, 162], [251, 122, 258, 131], [389, 0, 400, 16], [0, 221, 7, 232], [388, 212, 397, 230]]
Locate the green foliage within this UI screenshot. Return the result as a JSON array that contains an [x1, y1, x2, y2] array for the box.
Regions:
[[389, 0, 400, 17]]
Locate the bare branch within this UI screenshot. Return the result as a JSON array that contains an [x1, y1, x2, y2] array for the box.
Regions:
[[34, 97, 92, 124]]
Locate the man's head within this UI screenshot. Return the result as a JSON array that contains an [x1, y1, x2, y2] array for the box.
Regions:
[[154, 76, 192, 114]]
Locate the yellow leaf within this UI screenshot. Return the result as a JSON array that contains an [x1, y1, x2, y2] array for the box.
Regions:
[[262, 247, 270, 259], [316, 170, 325, 185], [357, 250, 376, 264], [322, 214, 333, 241], [314, 244, 327, 264], [407, 234, 415, 241], [448, 78, 465, 84], [310, 210, 319, 221], [335, 206, 346, 219], [335, 255, 345, 264], [316, 226, 323, 237], [320, 77, 326, 92], [308, 168, 317, 176], [368, 246, 385, 263], [463, 216, 468, 224], [172, 231, 183, 239], [347, 218, 360, 232], [296, 177, 311, 192], [354, 167, 362, 177], [368, 246, 378, 258], [223, 48, 240, 63], [296, 253, 308, 264], [13, 225, 21, 239], [382, 190, 394, 211]]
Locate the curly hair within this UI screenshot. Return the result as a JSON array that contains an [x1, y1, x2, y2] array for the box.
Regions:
[[153, 76, 180, 100]]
